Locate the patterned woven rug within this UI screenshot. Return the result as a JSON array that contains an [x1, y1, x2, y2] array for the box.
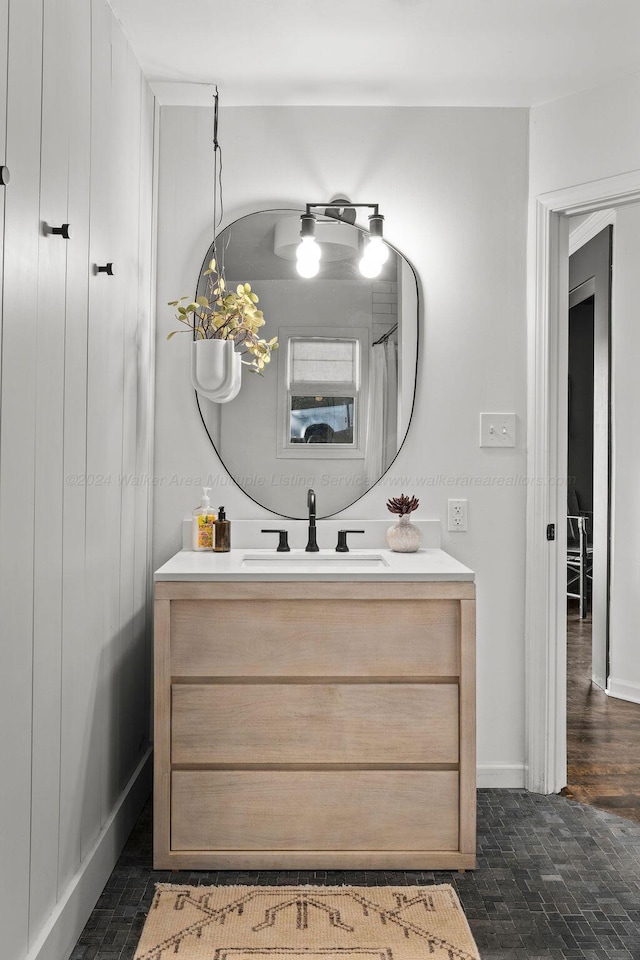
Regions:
[[134, 884, 480, 960]]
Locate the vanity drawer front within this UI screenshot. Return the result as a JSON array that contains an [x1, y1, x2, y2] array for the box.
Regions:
[[170, 599, 459, 677], [171, 770, 459, 851], [172, 683, 459, 765]]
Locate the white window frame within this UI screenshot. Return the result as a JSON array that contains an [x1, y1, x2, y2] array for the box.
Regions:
[[276, 326, 369, 460]]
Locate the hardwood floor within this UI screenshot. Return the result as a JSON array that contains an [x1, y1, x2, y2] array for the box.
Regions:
[[563, 602, 640, 822]]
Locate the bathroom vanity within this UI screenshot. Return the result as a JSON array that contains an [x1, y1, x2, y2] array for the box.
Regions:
[[153, 545, 476, 870]]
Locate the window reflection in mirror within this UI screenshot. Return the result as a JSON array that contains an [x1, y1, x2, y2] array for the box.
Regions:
[[290, 396, 355, 445], [287, 335, 359, 448]]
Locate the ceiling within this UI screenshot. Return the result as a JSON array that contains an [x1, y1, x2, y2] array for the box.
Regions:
[[108, 0, 640, 108]]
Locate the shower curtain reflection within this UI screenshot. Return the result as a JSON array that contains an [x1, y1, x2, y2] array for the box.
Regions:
[[365, 338, 398, 485]]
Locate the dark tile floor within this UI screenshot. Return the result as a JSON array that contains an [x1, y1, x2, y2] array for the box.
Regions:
[[70, 789, 640, 960]]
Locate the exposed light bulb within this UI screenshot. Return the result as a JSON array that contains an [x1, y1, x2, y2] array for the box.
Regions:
[[296, 258, 320, 278], [365, 235, 389, 266], [358, 255, 382, 279], [296, 235, 321, 263], [296, 234, 321, 278]]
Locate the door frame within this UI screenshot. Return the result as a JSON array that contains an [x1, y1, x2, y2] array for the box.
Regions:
[[525, 170, 640, 795]]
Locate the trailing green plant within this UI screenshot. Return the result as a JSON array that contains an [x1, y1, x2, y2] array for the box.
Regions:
[[167, 259, 278, 375], [386, 494, 419, 516]]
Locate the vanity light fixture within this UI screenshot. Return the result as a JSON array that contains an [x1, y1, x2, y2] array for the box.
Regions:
[[297, 202, 387, 279]]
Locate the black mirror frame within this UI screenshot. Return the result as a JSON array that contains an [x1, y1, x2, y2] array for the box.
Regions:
[[193, 207, 421, 520]]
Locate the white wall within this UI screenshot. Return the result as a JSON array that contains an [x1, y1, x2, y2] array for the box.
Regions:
[[0, 2, 155, 958], [530, 78, 640, 703], [154, 104, 529, 784], [530, 72, 640, 197]]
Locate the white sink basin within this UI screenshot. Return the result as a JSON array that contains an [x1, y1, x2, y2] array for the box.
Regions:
[[240, 552, 388, 571]]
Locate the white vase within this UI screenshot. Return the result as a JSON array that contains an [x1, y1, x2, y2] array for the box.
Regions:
[[191, 338, 241, 403], [386, 513, 422, 553]]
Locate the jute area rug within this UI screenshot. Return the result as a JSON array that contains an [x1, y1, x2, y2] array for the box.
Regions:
[[134, 884, 481, 960]]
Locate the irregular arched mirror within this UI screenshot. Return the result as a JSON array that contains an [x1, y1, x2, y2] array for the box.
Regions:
[[195, 208, 419, 519]]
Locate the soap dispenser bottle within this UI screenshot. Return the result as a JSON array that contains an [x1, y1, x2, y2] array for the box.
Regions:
[[192, 487, 216, 551], [214, 506, 231, 552]]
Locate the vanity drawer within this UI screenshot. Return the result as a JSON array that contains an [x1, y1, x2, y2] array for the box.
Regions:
[[172, 682, 459, 765], [170, 599, 459, 677], [171, 770, 459, 851]]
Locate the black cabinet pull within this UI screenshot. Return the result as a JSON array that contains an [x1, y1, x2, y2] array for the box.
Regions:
[[97, 262, 115, 276], [0, 165, 9, 186], [46, 223, 72, 239]]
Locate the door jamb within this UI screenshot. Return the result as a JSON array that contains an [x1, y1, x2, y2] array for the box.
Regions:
[[526, 170, 640, 795]]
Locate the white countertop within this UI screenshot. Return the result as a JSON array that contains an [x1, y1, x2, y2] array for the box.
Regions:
[[154, 547, 474, 582]]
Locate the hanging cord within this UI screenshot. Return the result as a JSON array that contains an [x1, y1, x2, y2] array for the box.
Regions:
[[211, 86, 225, 277]]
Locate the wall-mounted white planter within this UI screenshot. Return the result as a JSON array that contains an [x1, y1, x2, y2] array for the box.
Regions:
[[191, 338, 242, 403]]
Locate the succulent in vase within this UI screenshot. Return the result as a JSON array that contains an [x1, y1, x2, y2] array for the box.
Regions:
[[386, 494, 421, 552], [167, 258, 278, 375], [386, 494, 420, 516]]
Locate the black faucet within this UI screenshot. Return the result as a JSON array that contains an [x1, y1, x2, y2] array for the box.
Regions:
[[305, 488, 319, 552]]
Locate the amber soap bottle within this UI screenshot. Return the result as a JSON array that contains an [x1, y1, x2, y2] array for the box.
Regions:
[[214, 506, 231, 552]]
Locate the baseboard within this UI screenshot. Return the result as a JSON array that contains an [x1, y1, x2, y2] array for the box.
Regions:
[[606, 676, 640, 705], [477, 762, 526, 788], [27, 747, 153, 960]]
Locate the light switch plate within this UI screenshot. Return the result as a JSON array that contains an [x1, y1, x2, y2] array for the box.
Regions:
[[480, 413, 516, 447]]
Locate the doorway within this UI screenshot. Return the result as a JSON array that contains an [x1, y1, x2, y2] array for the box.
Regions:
[[566, 226, 611, 690], [526, 173, 640, 797], [562, 215, 640, 821]]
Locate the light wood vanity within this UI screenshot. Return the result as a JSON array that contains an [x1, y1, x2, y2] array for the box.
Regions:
[[154, 575, 476, 870]]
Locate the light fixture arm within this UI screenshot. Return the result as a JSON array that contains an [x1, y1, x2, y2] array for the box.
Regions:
[[305, 202, 380, 219], [303, 202, 384, 238]]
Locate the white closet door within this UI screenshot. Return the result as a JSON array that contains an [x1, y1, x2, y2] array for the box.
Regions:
[[98, 1, 126, 823], [0, 0, 43, 956], [58, 0, 92, 897], [112, 24, 142, 791], [0, 0, 154, 952], [29, 0, 79, 935], [116, 43, 155, 789], [133, 80, 156, 762], [82, 0, 114, 857]]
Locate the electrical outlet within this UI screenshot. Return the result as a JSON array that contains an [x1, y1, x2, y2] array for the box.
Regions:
[[448, 499, 468, 532]]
